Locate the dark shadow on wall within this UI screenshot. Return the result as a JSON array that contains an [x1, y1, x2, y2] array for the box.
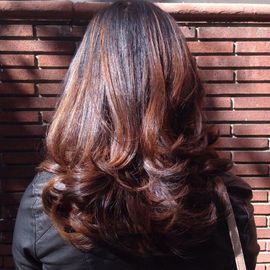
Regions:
[[0, 21, 85, 269]]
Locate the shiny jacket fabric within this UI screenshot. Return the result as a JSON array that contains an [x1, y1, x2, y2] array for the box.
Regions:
[[12, 171, 260, 270]]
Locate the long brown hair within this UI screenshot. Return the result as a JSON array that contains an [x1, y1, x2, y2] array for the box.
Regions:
[[38, 0, 232, 258]]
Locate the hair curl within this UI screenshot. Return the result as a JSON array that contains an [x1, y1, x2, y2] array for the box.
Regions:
[[38, 0, 232, 258]]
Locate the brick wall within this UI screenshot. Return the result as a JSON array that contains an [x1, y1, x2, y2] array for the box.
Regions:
[[0, 1, 270, 269]]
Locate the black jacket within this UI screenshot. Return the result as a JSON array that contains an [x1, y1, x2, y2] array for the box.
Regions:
[[12, 170, 260, 270]]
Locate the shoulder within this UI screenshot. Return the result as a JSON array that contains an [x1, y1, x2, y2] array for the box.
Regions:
[[13, 170, 54, 225], [13, 170, 55, 248], [220, 171, 253, 201], [13, 170, 55, 241], [13, 170, 100, 269], [220, 172, 254, 220], [217, 171, 253, 228], [33, 170, 55, 190], [12, 170, 55, 267]]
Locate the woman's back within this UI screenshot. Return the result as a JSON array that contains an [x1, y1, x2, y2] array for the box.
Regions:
[[12, 170, 259, 270]]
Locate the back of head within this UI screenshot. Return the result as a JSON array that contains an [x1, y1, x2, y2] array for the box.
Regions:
[[38, 0, 232, 258]]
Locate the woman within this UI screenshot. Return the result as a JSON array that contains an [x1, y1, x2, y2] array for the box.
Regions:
[[12, 1, 260, 269]]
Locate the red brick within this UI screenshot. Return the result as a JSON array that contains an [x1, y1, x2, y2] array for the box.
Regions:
[[237, 70, 270, 82], [72, 25, 86, 37], [204, 97, 231, 109], [0, 139, 42, 151], [199, 27, 270, 39], [0, 25, 32, 36], [0, 125, 46, 137], [231, 164, 268, 176], [3, 256, 14, 268], [2, 178, 31, 192], [257, 228, 270, 239], [37, 83, 62, 95], [37, 55, 72, 67], [213, 138, 268, 149], [205, 83, 270, 95], [237, 42, 270, 53], [2, 152, 42, 164], [0, 40, 75, 52], [252, 191, 269, 202], [254, 205, 270, 215], [0, 83, 35, 95], [197, 56, 270, 68], [0, 231, 13, 242], [234, 97, 270, 109], [0, 193, 22, 205], [1, 205, 18, 219], [0, 221, 14, 232], [36, 25, 84, 37], [257, 252, 270, 263], [217, 151, 231, 160], [0, 97, 57, 109], [179, 26, 196, 38], [206, 111, 270, 122], [1, 166, 35, 178], [267, 242, 270, 251], [233, 152, 270, 163], [214, 124, 231, 135], [255, 217, 267, 227], [0, 55, 34, 66], [188, 41, 233, 54], [0, 69, 67, 81], [233, 124, 270, 136], [257, 265, 266, 270], [42, 111, 55, 123], [199, 70, 234, 82], [0, 245, 11, 256], [0, 112, 38, 123], [245, 178, 270, 189], [258, 240, 267, 250]]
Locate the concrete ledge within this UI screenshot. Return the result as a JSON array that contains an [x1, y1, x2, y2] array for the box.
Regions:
[[1, 1, 270, 21], [0, 1, 73, 19]]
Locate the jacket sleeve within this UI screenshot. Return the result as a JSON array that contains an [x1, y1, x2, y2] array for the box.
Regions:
[[226, 176, 260, 270], [12, 172, 42, 270]]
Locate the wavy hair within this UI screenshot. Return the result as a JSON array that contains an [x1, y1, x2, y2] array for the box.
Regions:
[[38, 0, 232, 258]]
